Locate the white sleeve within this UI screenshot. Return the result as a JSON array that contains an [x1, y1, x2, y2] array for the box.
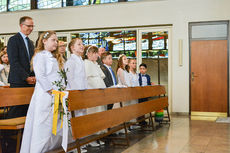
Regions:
[[85, 60, 97, 78], [65, 60, 78, 90], [33, 54, 52, 92], [0, 64, 4, 72]]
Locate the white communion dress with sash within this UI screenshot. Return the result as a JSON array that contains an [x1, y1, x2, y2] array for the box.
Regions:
[[20, 50, 69, 153]]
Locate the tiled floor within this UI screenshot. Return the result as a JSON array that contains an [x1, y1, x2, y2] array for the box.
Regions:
[[87, 116, 230, 153]]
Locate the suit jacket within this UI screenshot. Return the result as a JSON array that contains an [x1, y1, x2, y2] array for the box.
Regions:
[[138, 73, 151, 86], [97, 57, 104, 67], [7, 32, 34, 86], [101, 64, 117, 87]]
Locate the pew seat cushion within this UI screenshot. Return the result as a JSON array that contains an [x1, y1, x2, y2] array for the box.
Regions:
[[0, 116, 26, 126]]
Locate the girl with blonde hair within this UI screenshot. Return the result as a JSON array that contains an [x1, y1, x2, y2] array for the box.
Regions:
[[128, 59, 139, 87], [20, 31, 67, 153], [65, 38, 87, 90]]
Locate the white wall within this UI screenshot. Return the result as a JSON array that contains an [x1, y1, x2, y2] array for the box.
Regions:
[[0, 0, 230, 113]]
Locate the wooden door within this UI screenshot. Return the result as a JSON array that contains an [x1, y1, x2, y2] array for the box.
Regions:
[[191, 40, 228, 112]]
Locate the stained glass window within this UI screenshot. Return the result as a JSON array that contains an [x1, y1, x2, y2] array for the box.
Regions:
[[64, 0, 88, 6], [74, 0, 88, 5], [8, 0, 30, 11], [82, 39, 89, 45], [99, 0, 118, 4], [141, 31, 168, 58], [37, 0, 62, 9], [79, 33, 89, 38], [89, 32, 100, 38], [142, 39, 148, 50], [152, 36, 164, 49], [0, 0, 7, 12], [75, 32, 109, 48], [71, 30, 137, 58], [113, 40, 124, 51]]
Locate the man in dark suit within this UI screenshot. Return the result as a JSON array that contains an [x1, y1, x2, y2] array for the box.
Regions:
[[7, 16, 36, 118], [100, 52, 117, 110], [97, 47, 105, 67]]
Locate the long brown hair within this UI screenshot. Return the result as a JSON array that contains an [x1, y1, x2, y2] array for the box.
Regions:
[[32, 31, 63, 70], [116, 54, 128, 72]]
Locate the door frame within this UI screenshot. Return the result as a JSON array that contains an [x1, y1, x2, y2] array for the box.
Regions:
[[137, 27, 172, 113], [189, 20, 230, 116]]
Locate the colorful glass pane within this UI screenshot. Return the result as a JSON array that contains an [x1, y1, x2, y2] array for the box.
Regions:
[[37, 0, 62, 9], [8, 0, 30, 11], [0, 0, 7, 12]]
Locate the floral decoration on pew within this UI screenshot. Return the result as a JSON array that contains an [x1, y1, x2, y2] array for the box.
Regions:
[[51, 68, 70, 151], [52, 68, 71, 126]]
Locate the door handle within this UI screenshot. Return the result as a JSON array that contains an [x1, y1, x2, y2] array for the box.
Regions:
[[191, 72, 198, 81]]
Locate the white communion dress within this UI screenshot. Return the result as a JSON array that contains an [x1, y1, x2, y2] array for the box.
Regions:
[[20, 50, 69, 153], [129, 72, 140, 87], [84, 59, 106, 115], [65, 54, 88, 117], [65, 54, 87, 91], [117, 68, 137, 109], [117, 68, 131, 87]]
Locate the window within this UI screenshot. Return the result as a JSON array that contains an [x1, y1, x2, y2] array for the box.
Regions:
[[72, 30, 137, 58], [141, 31, 168, 58], [0, 0, 7, 12], [0, 0, 141, 12], [37, 0, 62, 9], [8, 0, 30, 11], [72, 32, 107, 48], [70, 30, 168, 59], [64, 0, 88, 6], [100, 0, 118, 4]]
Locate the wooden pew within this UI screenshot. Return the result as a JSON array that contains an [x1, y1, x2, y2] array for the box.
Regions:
[[0, 85, 168, 153], [47, 85, 169, 153], [0, 87, 34, 153]]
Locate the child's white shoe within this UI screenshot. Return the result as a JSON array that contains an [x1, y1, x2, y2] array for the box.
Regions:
[[89, 141, 100, 147]]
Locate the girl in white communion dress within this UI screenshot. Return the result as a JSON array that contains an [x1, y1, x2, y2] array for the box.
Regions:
[[20, 31, 68, 153], [65, 38, 88, 153], [65, 38, 87, 92], [128, 59, 140, 87], [116, 54, 131, 87], [83, 45, 106, 147]]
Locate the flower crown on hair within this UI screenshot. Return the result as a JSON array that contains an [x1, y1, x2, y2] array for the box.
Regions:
[[43, 32, 49, 39], [118, 54, 125, 60], [85, 45, 93, 55]]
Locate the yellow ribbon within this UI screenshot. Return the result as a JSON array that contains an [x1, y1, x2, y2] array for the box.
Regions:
[[52, 90, 66, 136]]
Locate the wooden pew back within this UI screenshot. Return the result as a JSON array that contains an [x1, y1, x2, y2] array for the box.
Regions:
[[68, 85, 168, 139], [0, 87, 33, 107]]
